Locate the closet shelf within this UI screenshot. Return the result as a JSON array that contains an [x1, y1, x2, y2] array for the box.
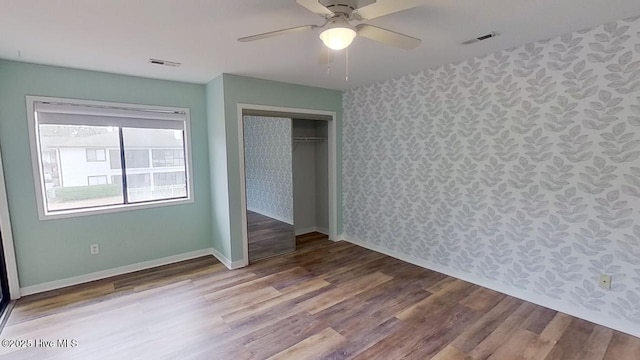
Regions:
[[292, 137, 325, 143]]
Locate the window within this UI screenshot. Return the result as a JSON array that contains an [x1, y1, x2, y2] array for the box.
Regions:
[[109, 150, 121, 170], [86, 148, 106, 162], [28, 96, 192, 219], [152, 149, 184, 167], [126, 149, 150, 169], [154, 171, 186, 186], [88, 175, 108, 185]]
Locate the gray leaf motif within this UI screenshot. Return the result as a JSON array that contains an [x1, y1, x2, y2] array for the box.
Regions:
[[527, 68, 557, 104], [604, 51, 640, 94], [554, 187, 588, 224], [622, 167, 640, 198], [571, 280, 607, 311], [484, 52, 510, 83], [505, 211, 533, 244], [583, 90, 624, 131], [599, 122, 640, 163], [558, 125, 593, 162], [492, 131, 519, 162], [509, 157, 537, 190], [547, 33, 584, 71], [611, 290, 640, 324], [469, 80, 491, 112], [594, 190, 633, 229], [545, 96, 578, 133], [512, 100, 541, 135], [574, 220, 612, 256], [505, 262, 530, 289], [534, 271, 566, 299], [514, 43, 544, 77], [550, 246, 582, 282], [541, 156, 574, 192], [538, 215, 570, 249], [588, 254, 624, 282], [459, 58, 482, 88], [491, 183, 516, 215], [616, 225, 640, 265], [577, 156, 617, 195], [520, 185, 550, 219], [458, 108, 480, 138], [587, 22, 630, 63], [495, 75, 522, 109], [523, 128, 553, 162], [629, 97, 640, 126], [562, 61, 598, 100]]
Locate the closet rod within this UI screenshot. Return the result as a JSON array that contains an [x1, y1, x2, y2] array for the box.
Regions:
[[292, 137, 325, 143]]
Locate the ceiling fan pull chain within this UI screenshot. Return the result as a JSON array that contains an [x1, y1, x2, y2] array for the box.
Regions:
[[327, 50, 331, 75], [346, 46, 349, 81]]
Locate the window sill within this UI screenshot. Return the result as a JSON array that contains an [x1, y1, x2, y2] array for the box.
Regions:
[[38, 196, 194, 221]]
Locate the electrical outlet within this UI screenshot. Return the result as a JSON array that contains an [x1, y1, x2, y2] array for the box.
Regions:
[[90, 244, 100, 255], [599, 274, 611, 290]]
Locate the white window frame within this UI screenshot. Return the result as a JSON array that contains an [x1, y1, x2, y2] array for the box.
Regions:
[[87, 175, 108, 186], [26, 96, 195, 220], [85, 148, 106, 162]]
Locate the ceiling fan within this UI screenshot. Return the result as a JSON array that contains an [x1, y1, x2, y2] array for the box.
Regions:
[[238, 0, 425, 51]]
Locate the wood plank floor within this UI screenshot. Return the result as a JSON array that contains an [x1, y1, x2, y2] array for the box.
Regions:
[[1, 233, 638, 359], [247, 210, 295, 262]]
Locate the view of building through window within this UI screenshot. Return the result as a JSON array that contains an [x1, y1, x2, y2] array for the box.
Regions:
[[39, 125, 187, 212]]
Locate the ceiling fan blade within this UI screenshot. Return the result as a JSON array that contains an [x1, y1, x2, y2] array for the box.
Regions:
[[356, 24, 421, 50], [296, 0, 334, 16], [355, 0, 427, 20], [238, 25, 317, 42]]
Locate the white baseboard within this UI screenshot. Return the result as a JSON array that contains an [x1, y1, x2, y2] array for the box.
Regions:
[[295, 226, 329, 236], [247, 207, 293, 225], [20, 248, 215, 296], [341, 234, 640, 339], [212, 247, 246, 270]]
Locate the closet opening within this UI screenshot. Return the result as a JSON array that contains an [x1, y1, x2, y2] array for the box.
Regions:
[[237, 105, 337, 265]]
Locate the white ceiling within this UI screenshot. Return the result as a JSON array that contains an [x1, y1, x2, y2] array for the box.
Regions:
[[1, 0, 639, 90]]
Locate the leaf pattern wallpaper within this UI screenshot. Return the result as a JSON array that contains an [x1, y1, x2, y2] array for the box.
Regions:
[[343, 16, 640, 332], [243, 116, 293, 224]]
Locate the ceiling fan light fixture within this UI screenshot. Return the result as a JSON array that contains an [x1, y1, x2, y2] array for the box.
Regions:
[[319, 23, 357, 50]]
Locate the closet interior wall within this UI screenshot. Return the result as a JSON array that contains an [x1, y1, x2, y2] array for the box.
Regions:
[[292, 119, 329, 235]]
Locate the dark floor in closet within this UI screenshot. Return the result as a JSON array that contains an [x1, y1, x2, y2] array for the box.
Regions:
[[247, 210, 295, 262]]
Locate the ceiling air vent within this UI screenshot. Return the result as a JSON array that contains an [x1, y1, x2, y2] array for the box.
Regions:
[[461, 32, 498, 45], [148, 58, 181, 67]]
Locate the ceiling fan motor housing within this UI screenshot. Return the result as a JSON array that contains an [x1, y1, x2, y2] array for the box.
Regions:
[[319, 0, 376, 19]]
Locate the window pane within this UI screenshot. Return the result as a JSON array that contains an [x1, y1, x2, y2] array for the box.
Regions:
[[125, 149, 149, 169], [38, 124, 124, 211], [86, 149, 106, 162], [86, 149, 96, 162], [122, 128, 187, 203], [88, 175, 107, 185], [109, 150, 121, 169], [96, 149, 106, 161], [152, 149, 185, 167], [153, 172, 186, 186]]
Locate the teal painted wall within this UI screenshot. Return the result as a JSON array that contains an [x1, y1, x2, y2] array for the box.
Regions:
[[221, 74, 342, 261], [0, 60, 212, 287], [206, 75, 232, 260]]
